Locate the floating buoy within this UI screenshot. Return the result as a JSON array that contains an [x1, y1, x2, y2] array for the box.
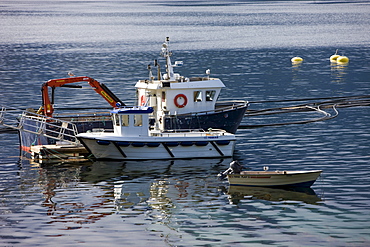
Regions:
[[330, 54, 340, 62], [336, 55, 349, 64], [291, 56, 303, 63], [330, 49, 340, 62]]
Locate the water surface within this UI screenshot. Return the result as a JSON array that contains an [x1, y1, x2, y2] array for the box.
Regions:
[[1, 0, 370, 246]]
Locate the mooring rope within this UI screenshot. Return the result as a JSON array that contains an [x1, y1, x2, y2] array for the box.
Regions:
[[239, 94, 365, 128], [1, 95, 369, 133]]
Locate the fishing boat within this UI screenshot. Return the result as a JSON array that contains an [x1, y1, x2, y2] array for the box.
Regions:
[[1, 37, 247, 153], [135, 37, 248, 133], [220, 161, 322, 188], [77, 106, 236, 160]]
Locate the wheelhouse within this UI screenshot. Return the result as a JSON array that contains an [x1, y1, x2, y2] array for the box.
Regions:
[[111, 106, 153, 137]]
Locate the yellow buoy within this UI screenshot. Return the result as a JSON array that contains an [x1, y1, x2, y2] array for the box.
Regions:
[[336, 56, 349, 64], [330, 54, 340, 62], [330, 49, 340, 62], [291, 57, 303, 63]]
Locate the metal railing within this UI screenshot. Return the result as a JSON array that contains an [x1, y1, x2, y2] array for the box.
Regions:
[[1, 106, 79, 145], [173, 100, 248, 116]]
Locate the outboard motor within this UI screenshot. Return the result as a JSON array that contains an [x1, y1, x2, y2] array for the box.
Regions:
[[230, 160, 243, 174], [218, 161, 243, 180]]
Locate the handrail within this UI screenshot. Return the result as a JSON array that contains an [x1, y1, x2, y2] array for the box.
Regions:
[[170, 100, 248, 117], [1, 106, 79, 145]]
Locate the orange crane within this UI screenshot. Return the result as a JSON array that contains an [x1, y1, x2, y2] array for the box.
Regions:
[[40, 76, 124, 117]]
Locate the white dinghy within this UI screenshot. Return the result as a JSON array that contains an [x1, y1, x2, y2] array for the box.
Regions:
[[219, 161, 322, 188]]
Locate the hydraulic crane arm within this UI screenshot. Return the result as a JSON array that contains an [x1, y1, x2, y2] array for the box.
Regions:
[[41, 76, 124, 117]]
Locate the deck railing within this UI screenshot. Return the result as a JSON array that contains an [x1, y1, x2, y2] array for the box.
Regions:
[[0, 106, 79, 145], [173, 100, 248, 116]]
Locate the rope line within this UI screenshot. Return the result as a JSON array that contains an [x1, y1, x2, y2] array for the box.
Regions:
[[239, 94, 366, 128]]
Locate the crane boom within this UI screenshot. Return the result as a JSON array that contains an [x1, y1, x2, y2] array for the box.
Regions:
[[40, 76, 124, 117]]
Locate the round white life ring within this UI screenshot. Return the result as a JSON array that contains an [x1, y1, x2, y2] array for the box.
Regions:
[[174, 94, 187, 108]]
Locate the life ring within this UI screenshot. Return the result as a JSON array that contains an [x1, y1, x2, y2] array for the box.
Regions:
[[140, 95, 146, 106], [174, 94, 187, 108]]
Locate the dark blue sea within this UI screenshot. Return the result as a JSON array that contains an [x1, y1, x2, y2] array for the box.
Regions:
[[1, 1, 370, 246]]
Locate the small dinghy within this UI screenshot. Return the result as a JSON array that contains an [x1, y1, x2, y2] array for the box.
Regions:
[[219, 161, 322, 188]]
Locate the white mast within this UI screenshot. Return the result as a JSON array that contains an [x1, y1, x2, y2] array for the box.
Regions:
[[161, 37, 183, 81], [161, 37, 174, 80]]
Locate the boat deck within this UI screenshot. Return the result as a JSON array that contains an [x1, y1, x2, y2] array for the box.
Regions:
[[240, 170, 323, 175], [30, 144, 89, 163]]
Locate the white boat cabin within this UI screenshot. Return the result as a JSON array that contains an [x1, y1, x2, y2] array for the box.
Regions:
[[135, 37, 225, 129], [111, 106, 153, 137]]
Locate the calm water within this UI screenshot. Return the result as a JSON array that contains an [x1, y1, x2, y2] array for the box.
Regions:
[[1, 0, 370, 246]]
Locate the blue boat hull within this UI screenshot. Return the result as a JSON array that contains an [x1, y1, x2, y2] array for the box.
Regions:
[[164, 104, 248, 134]]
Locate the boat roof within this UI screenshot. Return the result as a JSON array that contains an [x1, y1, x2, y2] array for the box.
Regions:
[[111, 106, 154, 114]]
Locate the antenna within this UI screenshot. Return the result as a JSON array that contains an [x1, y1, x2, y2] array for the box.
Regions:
[[147, 64, 153, 82], [161, 37, 174, 80], [154, 59, 161, 80]]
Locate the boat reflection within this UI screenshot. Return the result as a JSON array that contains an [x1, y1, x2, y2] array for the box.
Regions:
[[23, 158, 231, 229], [94, 158, 231, 214], [80, 158, 231, 183], [21, 160, 115, 229], [226, 185, 322, 205]]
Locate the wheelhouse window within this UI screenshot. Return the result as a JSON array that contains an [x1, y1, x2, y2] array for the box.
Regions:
[[134, 115, 143, 127], [120, 115, 129, 126], [194, 91, 202, 102], [206, 90, 216, 101]]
